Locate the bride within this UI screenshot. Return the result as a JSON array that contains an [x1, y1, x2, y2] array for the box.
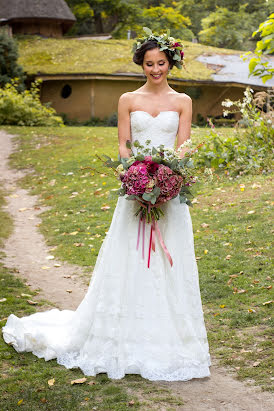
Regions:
[[2, 30, 211, 381]]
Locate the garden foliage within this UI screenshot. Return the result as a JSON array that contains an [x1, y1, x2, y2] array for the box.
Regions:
[[195, 88, 273, 176], [0, 32, 25, 90], [0, 80, 63, 126]]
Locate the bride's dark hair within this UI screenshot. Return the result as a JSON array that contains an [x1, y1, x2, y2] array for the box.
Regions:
[[133, 40, 175, 69]]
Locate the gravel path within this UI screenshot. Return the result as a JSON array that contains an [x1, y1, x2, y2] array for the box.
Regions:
[[0, 130, 273, 411]]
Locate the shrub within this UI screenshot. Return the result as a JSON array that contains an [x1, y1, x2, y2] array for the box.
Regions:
[[0, 80, 63, 126], [0, 32, 25, 90], [195, 88, 274, 176]]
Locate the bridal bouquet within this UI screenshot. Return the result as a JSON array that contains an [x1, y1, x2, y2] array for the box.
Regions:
[[98, 139, 203, 268]]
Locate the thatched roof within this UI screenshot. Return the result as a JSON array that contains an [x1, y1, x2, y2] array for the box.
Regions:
[[0, 0, 76, 22]]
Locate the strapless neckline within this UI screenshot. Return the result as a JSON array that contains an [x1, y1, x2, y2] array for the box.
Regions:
[[130, 110, 179, 119]]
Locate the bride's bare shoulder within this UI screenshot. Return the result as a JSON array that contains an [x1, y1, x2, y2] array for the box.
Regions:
[[118, 89, 144, 111], [175, 92, 192, 110]]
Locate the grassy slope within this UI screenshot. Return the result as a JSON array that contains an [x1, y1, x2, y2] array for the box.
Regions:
[[0, 143, 184, 410], [17, 37, 238, 80], [1, 125, 273, 396]]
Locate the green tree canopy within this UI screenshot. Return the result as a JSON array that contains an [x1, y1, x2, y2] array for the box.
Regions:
[[198, 5, 254, 49]]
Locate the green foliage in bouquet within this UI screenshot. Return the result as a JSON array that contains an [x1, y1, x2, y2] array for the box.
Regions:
[[100, 138, 199, 214], [195, 88, 274, 176], [0, 80, 63, 126]]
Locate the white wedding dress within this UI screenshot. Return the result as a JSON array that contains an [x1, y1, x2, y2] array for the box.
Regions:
[[2, 111, 211, 381]]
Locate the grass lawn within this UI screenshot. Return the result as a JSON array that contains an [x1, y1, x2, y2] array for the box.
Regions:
[[0, 124, 273, 409]]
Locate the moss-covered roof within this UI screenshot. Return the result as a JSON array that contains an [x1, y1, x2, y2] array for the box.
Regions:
[[17, 37, 241, 81]]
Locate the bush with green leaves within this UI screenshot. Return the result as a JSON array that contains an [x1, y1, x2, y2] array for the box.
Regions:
[[0, 80, 63, 126], [195, 88, 273, 176], [0, 32, 25, 90]]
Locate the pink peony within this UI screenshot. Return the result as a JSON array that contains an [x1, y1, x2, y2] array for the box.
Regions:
[[155, 165, 183, 203], [132, 158, 160, 175]]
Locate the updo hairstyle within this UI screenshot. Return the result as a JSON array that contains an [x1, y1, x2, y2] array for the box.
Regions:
[[133, 40, 175, 69]]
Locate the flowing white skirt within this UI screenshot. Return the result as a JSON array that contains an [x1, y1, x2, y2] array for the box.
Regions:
[[2, 196, 211, 381]]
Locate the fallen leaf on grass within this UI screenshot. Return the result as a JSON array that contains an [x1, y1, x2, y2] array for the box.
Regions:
[[219, 304, 226, 308], [265, 285, 272, 290], [0, 298, 7, 302], [252, 183, 261, 189], [262, 300, 273, 306], [17, 399, 24, 405], [71, 378, 87, 385], [48, 378, 55, 386], [248, 308, 256, 313], [252, 361, 261, 367], [40, 398, 47, 403], [233, 288, 247, 294], [21, 293, 32, 297], [27, 300, 38, 305], [204, 249, 208, 254], [94, 189, 102, 195], [201, 223, 209, 228], [196, 256, 202, 260], [46, 255, 55, 260], [101, 205, 110, 211], [69, 231, 79, 236], [87, 381, 97, 385], [69, 192, 79, 198], [225, 255, 232, 260], [73, 243, 84, 247], [128, 400, 135, 406], [247, 210, 256, 214]]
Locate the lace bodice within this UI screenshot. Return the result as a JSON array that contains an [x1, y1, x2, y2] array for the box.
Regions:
[[130, 111, 179, 150]]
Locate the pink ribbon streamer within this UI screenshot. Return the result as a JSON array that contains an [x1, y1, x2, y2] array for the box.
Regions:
[[137, 213, 173, 269]]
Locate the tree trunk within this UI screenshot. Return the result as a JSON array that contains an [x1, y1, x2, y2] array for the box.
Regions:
[[94, 11, 104, 33]]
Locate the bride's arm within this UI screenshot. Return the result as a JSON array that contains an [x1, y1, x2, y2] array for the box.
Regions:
[[118, 93, 132, 158], [176, 94, 192, 158]]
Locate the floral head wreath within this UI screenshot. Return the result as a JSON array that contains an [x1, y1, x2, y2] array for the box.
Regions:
[[132, 27, 184, 70]]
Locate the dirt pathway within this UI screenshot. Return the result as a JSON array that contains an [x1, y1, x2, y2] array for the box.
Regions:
[[0, 130, 87, 309], [0, 130, 273, 411]]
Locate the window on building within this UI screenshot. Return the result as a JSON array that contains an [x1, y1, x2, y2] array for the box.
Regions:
[[61, 84, 72, 99]]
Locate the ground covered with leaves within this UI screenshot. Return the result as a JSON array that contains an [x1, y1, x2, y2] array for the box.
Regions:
[[0, 125, 273, 411]]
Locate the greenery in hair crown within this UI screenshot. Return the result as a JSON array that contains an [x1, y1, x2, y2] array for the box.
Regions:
[[132, 27, 184, 70]]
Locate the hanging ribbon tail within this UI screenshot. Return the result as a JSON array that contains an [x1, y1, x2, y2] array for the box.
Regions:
[[151, 219, 156, 252], [148, 224, 153, 268], [142, 216, 145, 260], [155, 220, 173, 267], [136, 214, 141, 251]]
